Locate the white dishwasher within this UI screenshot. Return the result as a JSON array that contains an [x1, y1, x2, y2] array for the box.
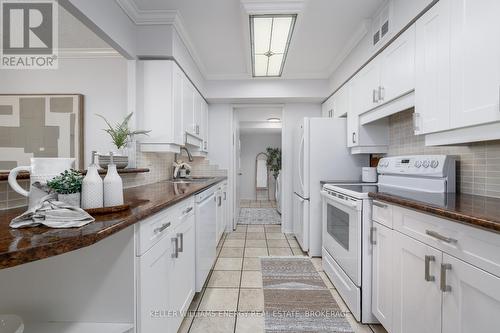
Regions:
[[194, 185, 217, 292]]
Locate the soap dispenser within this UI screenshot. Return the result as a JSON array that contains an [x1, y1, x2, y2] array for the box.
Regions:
[[81, 151, 104, 209], [103, 152, 124, 207]]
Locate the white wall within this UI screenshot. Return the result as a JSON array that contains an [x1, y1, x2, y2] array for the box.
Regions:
[[240, 133, 281, 200], [329, 0, 433, 92], [0, 56, 129, 166], [281, 103, 321, 232]]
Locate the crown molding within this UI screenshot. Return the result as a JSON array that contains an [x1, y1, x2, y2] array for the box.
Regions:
[[115, 0, 207, 76], [326, 18, 370, 78], [241, 0, 306, 15], [57, 48, 122, 59]]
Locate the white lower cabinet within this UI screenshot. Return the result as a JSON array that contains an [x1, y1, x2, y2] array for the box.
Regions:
[[136, 200, 196, 333], [371, 222, 394, 332], [372, 203, 500, 333], [442, 254, 500, 333], [392, 231, 442, 333]]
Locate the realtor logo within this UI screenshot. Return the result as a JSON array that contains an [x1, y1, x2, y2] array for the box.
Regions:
[[1, 0, 58, 69]]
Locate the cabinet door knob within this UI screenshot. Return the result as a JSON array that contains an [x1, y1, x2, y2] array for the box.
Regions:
[[373, 89, 379, 103], [424, 255, 436, 282], [352, 132, 357, 144]]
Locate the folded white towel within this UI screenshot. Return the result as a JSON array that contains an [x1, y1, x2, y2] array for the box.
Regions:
[[256, 159, 268, 188], [10, 194, 95, 229]]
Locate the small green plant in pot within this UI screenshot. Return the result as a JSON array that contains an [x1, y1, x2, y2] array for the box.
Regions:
[[96, 112, 151, 168], [47, 169, 84, 207]]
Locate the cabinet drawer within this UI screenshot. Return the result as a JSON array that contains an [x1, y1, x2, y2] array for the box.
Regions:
[[136, 198, 195, 256], [372, 200, 393, 228], [393, 205, 500, 277]]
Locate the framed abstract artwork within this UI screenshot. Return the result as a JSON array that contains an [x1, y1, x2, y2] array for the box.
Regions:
[[0, 94, 84, 171]]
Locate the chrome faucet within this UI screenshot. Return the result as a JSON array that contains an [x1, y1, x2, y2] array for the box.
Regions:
[[175, 146, 194, 163]]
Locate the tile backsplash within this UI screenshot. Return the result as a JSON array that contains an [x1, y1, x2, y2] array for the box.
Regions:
[[0, 150, 227, 210], [388, 110, 500, 198]]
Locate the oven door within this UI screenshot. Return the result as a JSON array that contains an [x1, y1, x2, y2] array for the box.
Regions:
[[321, 190, 362, 286]]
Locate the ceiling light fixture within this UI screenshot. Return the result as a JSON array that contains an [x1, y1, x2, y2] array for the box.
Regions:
[[267, 117, 281, 123], [250, 14, 297, 77]]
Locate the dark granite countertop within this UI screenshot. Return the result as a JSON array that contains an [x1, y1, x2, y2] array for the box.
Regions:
[[369, 191, 500, 234], [0, 177, 227, 269]]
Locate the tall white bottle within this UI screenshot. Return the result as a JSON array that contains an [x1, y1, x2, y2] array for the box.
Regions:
[[103, 152, 124, 207], [81, 151, 104, 209]]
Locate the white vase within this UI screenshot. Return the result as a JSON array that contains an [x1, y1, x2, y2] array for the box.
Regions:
[[58, 192, 81, 208], [103, 156, 123, 207], [81, 153, 104, 209]]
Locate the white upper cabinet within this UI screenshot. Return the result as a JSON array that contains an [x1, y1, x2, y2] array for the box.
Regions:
[[201, 100, 209, 152], [137, 60, 184, 153], [334, 82, 351, 118], [379, 24, 415, 104], [322, 95, 334, 118], [138, 60, 208, 152], [415, 0, 451, 134], [351, 59, 381, 115], [182, 78, 195, 136], [449, 0, 500, 129]]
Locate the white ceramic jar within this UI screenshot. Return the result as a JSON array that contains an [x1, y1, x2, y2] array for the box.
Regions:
[[81, 152, 104, 209], [103, 153, 124, 207]]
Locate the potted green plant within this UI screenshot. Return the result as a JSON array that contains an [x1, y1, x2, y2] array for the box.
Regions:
[[47, 169, 84, 207], [96, 112, 151, 168], [266, 147, 282, 179]]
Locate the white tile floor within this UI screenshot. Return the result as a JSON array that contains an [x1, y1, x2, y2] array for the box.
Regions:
[[177, 226, 388, 333]]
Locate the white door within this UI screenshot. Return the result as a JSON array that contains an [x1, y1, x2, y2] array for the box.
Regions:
[[172, 64, 184, 145], [170, 213, 195, 332], [392, 231, 442, 333], [450, 0, 500, 128], [137, 233, 174, 333], [350, 58, 381, 115], [215, 188, 223, 243], [233, 113, 241, 230], [371, 222, 394, 332], [442, 254, 500, 333], [415, 0, 451, 134], [379, 24, 415, 103], [293, 122, 306, 197], [182, 78, 194, 135], [293, 194, 308, 251]]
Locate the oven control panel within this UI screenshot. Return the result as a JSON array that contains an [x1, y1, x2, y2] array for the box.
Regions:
[[377, 155, 456, 177]]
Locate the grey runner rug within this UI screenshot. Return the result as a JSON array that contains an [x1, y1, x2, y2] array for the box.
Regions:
[[261, 257, 354, 333]]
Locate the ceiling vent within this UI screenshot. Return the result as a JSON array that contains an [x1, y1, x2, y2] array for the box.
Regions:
[[372, 2, 392, 47]]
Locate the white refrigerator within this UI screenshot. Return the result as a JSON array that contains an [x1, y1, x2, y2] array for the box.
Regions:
[[293, 117, 369, 256]]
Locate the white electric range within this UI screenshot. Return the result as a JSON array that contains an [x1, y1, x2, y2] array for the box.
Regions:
[[320, 155, 456, 323]]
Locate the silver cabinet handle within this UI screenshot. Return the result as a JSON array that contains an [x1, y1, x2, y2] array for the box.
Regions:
[[172, 237, 179, 258], [370, 226, 377, 245], [177, 233, 184, 253], [352, 132, 356, 144], [154, 222, 171, 234], [218, 196, 222, 207], [424, 255, 436, 282], [182, 207, 193, 215], [373, 89, 379, 103], [223, 192, 227, 200], [440, 263, 452, 292], [425, 230, 458, 244], [378, 86, 385, 102], [373, 201, 388, 209]]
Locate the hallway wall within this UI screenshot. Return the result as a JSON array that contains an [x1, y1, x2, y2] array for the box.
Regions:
[[240, 132, 281, 200]]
